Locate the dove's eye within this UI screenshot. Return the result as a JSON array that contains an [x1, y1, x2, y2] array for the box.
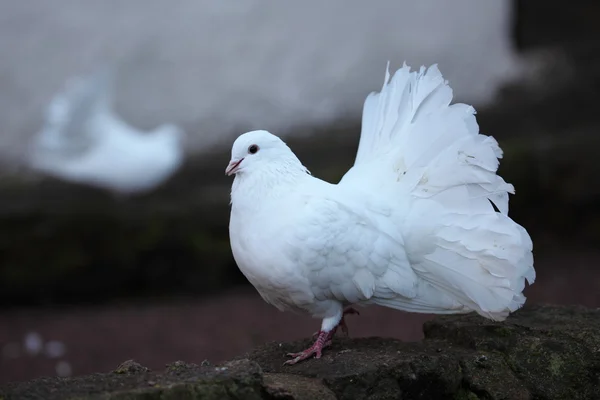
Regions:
[[248, 144, 259, 154]]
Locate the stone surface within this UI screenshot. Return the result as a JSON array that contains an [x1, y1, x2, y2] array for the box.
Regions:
[[423, 304, 600, 400], [1, 304, 598, 399], [1, 359, 266, 400]]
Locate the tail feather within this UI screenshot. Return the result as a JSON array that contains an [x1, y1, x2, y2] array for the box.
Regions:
[[342, 63, 535, 321]]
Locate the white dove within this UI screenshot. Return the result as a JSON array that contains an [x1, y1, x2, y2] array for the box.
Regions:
[[226, 63, 535, 365], [28, 69, 185, 195]]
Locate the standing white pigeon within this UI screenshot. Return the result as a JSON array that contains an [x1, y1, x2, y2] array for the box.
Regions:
[[226, 63, 535, 365], [28, 69, 185, 195]]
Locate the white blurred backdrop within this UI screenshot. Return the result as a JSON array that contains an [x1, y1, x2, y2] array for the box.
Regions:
[[0, 0, 524, 169]]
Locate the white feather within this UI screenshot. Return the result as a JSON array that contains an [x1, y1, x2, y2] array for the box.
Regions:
[[340, 63, 535, 320], [227, 63, 535, 336]]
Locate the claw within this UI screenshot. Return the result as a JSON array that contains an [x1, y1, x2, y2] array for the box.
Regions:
[[283, 330, 334, 365], [283, 348, 323, 365], [284, 307, 362, 365]]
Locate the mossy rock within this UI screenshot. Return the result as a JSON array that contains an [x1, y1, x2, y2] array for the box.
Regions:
[[423, 304, 600, 400], [2, 304, 598, 399], [0, 359, 266, 400]]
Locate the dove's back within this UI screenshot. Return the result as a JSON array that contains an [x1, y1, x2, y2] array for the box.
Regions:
[[340, 64, 535, 321]]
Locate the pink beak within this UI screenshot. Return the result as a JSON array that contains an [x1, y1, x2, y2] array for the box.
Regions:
[[225, 158, 244, 176]]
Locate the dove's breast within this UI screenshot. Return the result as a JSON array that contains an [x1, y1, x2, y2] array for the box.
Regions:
[[229, 205, 319, 313]]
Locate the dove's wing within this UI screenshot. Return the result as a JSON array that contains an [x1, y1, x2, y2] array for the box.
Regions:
[[338, 64, 534, 320], [282, 191, 462, 313]]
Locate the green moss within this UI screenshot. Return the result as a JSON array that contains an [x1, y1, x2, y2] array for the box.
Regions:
[[529, 338, 541, 351], [113, 360, 150, 375], [165, 361, 193, 375], [548, 354, 563, 376], [490, 326, 512, 337], [113, 368, 128, 375], [453, 388, 480, 400]]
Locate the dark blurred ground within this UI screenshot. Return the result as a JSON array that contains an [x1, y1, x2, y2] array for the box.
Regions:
[[1, 247, 598, 384], [2, 0, 600, 385]]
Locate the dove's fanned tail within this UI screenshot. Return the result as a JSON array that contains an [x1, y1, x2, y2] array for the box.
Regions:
[[342, 63, 535, 321]]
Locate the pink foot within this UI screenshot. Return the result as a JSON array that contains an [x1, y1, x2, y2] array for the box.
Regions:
[[290, 307, 361, 365], [284, 330, 335, 365]]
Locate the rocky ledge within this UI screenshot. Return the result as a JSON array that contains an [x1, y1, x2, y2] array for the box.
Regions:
[[1, 304, 599, 400]]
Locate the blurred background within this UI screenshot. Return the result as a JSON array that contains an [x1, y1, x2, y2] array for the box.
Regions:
[[1, 0, 599, 384]]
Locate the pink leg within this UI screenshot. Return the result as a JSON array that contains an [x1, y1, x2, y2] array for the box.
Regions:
[[288, 307, 360, 365]]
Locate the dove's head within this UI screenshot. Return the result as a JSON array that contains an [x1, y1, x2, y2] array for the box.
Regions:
[[226, 130, 307, 177]]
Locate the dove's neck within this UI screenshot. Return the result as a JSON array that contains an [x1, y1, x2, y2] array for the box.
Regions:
[[230, 159, 310, 214]]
